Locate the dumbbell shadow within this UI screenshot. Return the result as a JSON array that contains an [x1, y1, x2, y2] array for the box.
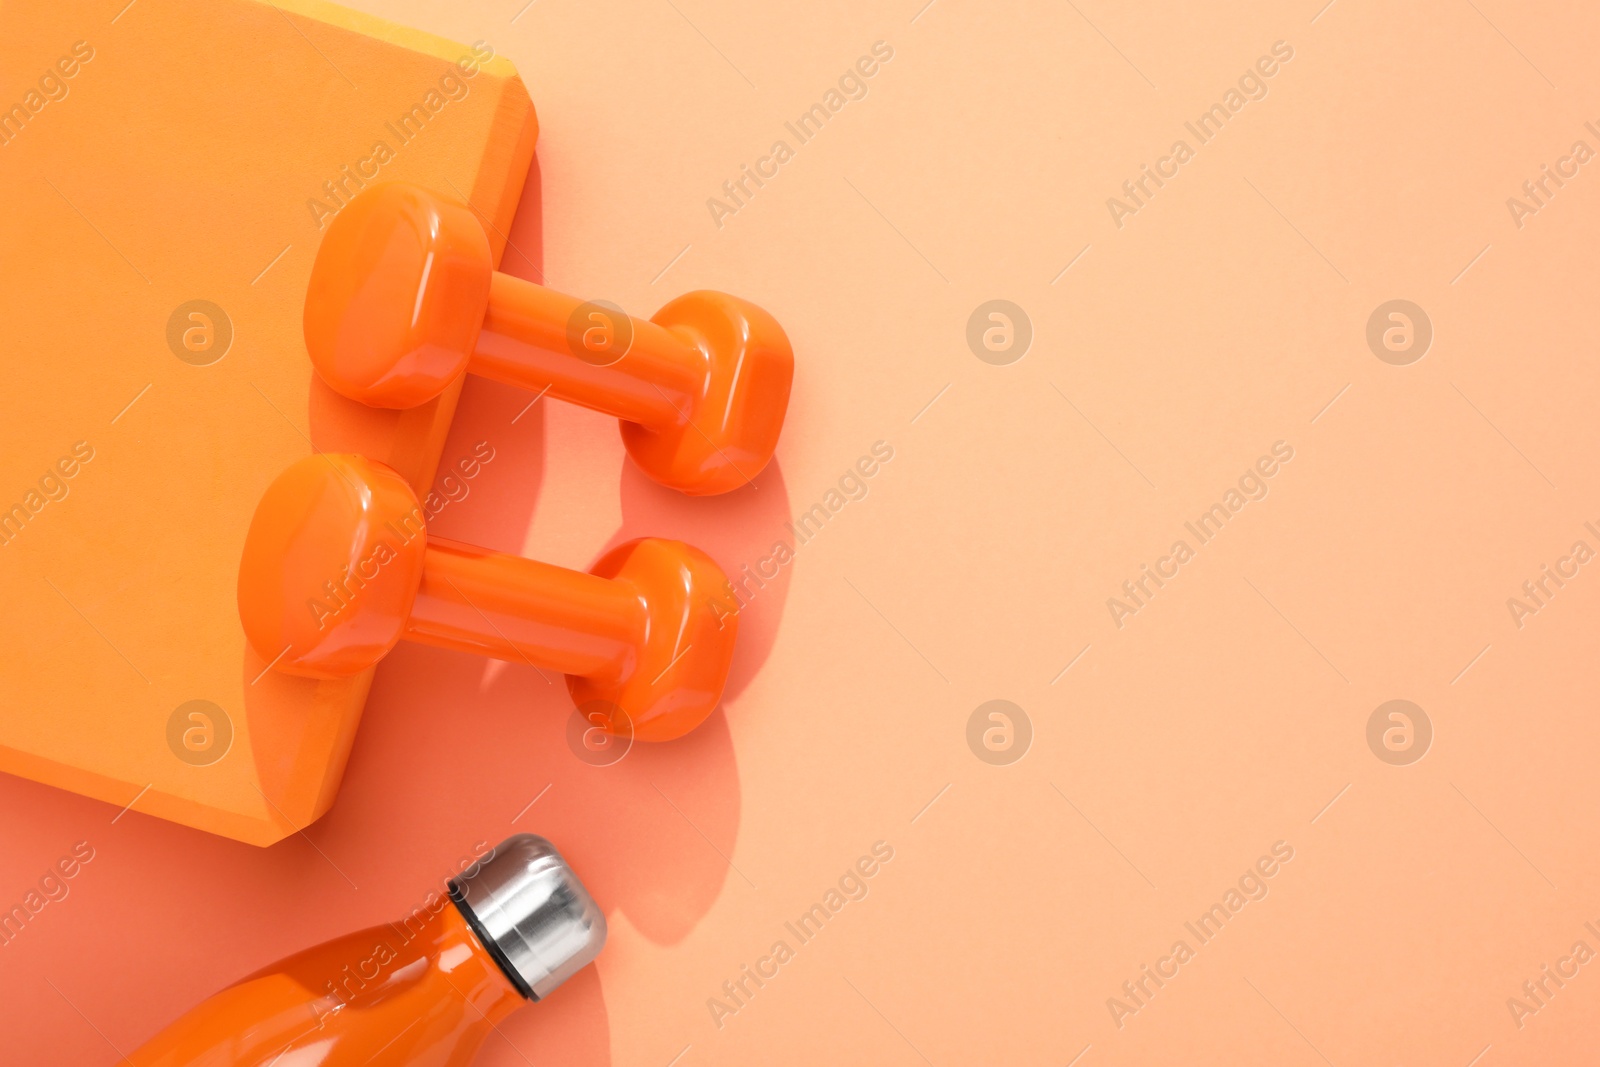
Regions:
[[605, 451, 793, 707]]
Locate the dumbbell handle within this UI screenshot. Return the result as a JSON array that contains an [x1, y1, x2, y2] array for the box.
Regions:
[[474, 273, 704, 429], [408, 537, 646, 678]]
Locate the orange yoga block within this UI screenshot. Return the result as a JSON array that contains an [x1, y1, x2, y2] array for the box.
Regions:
[[0, 0, 537, 845]]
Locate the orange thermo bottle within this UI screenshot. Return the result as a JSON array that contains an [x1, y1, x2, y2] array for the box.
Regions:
[[126, 835, 605, 1066]]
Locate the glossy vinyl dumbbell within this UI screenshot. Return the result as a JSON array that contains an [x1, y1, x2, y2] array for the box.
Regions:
[[128, 834, 605, 1066], [237, 454, 738, 741], [304, 181, 794, 496]]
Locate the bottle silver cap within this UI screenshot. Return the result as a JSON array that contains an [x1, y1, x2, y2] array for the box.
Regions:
[[449, 834, 607, 1000]]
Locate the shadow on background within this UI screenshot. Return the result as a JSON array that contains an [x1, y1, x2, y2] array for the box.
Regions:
[[607, 456, 793, 705]]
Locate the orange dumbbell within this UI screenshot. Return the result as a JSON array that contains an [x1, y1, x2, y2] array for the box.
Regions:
[[237, 454, 738, 741], [304, 181, 794, 496]]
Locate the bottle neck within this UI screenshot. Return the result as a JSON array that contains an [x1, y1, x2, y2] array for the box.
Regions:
[[298, 903, 529, 1060], [128, 893, 526, 1066]]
